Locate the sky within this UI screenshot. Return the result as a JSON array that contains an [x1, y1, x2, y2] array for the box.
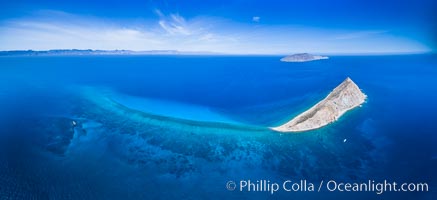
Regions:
[[0, 0, 435, 54]]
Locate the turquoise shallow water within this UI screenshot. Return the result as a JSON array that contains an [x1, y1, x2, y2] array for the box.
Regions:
[[111, 91, 243, 125], [0, 55, 436, 199]]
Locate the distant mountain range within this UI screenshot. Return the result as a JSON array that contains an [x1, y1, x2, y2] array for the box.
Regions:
[[0, 49, 219, 56]]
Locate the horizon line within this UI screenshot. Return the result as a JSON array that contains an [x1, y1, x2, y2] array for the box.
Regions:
[[0, 49, 434, 56]]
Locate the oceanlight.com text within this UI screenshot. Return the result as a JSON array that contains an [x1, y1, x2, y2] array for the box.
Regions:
[[226, 179, 429, 195]]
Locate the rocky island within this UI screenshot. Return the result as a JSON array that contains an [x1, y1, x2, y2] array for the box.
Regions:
[[280, 53, 329, 62], [271, 77, 366, 132]]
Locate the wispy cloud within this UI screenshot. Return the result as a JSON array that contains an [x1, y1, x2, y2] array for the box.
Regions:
[[154, 9, 164, 18], [0, 16, 161, 50], [331, 30, 388, 40], [0, 10, 431, 54], [0, 10, 240, 52], [158, 14, 192, 35]]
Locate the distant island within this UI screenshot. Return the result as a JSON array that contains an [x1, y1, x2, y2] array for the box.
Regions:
[[271, 77, 366, 132], [280, 53, 329, 62], [0, 49, 218, 56]]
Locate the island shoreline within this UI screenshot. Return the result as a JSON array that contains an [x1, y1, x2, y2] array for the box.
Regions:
[[271, 77, 367, 132]]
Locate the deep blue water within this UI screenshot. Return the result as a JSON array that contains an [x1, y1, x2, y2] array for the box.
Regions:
[[0, 55, 436, 199]]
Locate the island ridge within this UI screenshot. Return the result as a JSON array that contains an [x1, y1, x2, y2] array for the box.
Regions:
[[271, 77, 366, 132]]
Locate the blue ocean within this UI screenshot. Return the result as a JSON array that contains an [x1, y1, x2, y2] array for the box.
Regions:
[[0, 55, 436, 199]]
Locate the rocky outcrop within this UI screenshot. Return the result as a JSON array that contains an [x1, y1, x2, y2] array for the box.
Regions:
[[280, 53, 329, 62], [271, 77, 366, 132]]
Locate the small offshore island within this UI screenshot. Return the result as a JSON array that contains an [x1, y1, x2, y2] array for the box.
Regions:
[[272, 77, 366, 132], [280, 53, 329, 62]]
